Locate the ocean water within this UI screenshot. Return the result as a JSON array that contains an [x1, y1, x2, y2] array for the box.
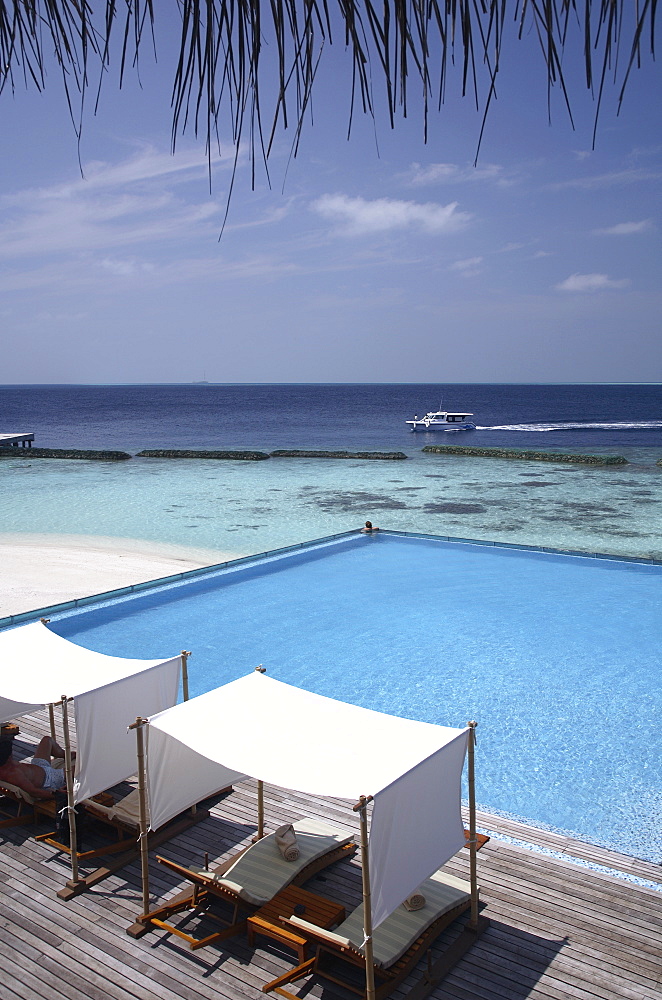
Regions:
[[2, 382, 662, 453], [0, 383, 660, 559]]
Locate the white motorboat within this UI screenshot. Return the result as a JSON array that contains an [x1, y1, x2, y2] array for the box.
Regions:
[[406, 408, 476, 431]]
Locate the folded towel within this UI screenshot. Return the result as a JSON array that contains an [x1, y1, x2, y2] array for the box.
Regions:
[[403, 891, 426, 911], [274, 823, 300, 862]]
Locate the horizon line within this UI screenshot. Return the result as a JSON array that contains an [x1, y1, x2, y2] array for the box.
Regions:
[[1, 381, 660, 389]]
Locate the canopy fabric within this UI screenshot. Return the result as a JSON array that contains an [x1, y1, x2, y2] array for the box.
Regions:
[[147, 672, 464, 801], [0, 621, 181, 805], [368, 735, 468, 925], [146, 727, 246, 830], [0, 621, 174, 722], [146, 672, 468, 927], [74, 658, 181, 804]]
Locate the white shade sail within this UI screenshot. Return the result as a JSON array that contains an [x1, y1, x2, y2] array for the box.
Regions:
[[148, 672, 465, 801], [146, 672, 469, 927], [74, 659, 181, 803], [0, 621, 175, 720], [0, 621, 181, 803]]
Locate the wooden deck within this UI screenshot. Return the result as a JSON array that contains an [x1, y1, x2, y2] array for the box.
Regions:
[[1, 711, 660, 1000]]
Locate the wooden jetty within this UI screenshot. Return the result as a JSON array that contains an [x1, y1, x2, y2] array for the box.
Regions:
[[1, 709, 660, 1000], [0, 432, 34, 448]]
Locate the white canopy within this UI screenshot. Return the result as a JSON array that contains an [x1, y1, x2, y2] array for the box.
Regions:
[[146, 672, 468, 927], [0, 621, 174, 717], [0, 621, 181, 803]]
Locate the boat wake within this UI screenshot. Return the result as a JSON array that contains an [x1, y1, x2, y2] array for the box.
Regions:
[[475, 421, 662, 432]]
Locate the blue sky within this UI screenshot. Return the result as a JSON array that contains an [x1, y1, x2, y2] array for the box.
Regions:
[[1, 10, 660, 384]]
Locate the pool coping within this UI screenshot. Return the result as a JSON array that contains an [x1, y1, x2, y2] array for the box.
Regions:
[[2, 526, 660, 630]]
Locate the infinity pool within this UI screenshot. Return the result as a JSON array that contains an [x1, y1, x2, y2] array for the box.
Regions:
[[50, 531, 661, 862]]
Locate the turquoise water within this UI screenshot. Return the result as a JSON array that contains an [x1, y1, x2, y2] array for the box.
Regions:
[[51, 533, 662, 863], [1, 450, 661, 559]]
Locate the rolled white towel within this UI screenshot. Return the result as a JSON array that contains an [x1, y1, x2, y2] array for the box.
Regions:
[[402, 891, 426, 911], [274, 823, 300, 862]]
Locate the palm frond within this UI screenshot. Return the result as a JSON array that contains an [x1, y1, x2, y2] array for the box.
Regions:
[[0, 1, 657, 164]]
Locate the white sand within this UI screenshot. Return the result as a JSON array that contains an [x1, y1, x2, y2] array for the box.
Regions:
[[0, 533, 244, 619]]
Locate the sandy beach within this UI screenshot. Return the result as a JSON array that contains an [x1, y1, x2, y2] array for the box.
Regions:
[[0, 533, 244, 619]]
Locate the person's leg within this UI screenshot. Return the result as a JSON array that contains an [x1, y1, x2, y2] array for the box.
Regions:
[[33, 735, 65, 761]]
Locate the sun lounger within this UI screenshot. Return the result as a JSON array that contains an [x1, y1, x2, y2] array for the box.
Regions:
[[0, 755, 67, 829], [262, 870, 474, 999], [83, 787, 141, 827], [0, 778, 38, 828], [142, 817, 357, 950], [35, 787, 145, 860]]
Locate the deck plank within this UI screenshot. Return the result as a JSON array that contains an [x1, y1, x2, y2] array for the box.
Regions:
[[0, 714, 660, 1000]]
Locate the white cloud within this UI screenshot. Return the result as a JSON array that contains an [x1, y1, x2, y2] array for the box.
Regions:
[[28, 309, 89, 324], [406, 161, 519, 187], [593, 220, 653, 236], [551, 168, 662, 190], [451, 256, 483, 277], [2, 147, 217, 211], [0, 147, 236, 260], [311, 194, 470, 236], [555, 273, 630, 293], [0, 248, 306, 294], [80, 147, 216, 190], [498, 242, 527, 253], [98, 257, 156, 277], [0, 190, 220, 259]]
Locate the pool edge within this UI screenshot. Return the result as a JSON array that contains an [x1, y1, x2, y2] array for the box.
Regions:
[[2, 525, 660, 630]]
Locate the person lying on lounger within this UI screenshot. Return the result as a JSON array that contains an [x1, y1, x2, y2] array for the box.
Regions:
[[0, 736, 72, 799]]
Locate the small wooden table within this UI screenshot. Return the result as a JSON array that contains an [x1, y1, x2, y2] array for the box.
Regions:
[[247, 885, 345, 963]]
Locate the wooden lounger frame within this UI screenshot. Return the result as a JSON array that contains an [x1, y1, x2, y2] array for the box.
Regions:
[[127, 838, 357, 946], [263, 902, 488, 1000], [56, 805, 218, 901], [0, 783, 37, 829], [34, 794, 141, 860], [0, 769, 230, 900]]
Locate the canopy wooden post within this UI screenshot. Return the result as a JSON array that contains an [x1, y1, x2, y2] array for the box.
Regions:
[[256, 779, 264, 840], [181, 650, 191, 702], [467, 720, 479, 931], [60, 695, 78, 884], [130, 716, 151, 916], [354, 794, 376, 1000], [47, 703, 57, 742]]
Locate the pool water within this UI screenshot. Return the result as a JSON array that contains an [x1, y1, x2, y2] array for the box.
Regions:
[[51, 532, 662, 862]]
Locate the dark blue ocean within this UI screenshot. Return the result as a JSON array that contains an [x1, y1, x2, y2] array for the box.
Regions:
[[1, 383, 661, 455]]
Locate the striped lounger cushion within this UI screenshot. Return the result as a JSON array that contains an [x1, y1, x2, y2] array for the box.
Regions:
[[290, 870, 471, 969], [207, 817, 355, 906]]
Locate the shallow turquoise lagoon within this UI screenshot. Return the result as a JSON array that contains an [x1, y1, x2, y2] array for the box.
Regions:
[[48, 532, 662, 863], [2, 450, 661, 560]]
